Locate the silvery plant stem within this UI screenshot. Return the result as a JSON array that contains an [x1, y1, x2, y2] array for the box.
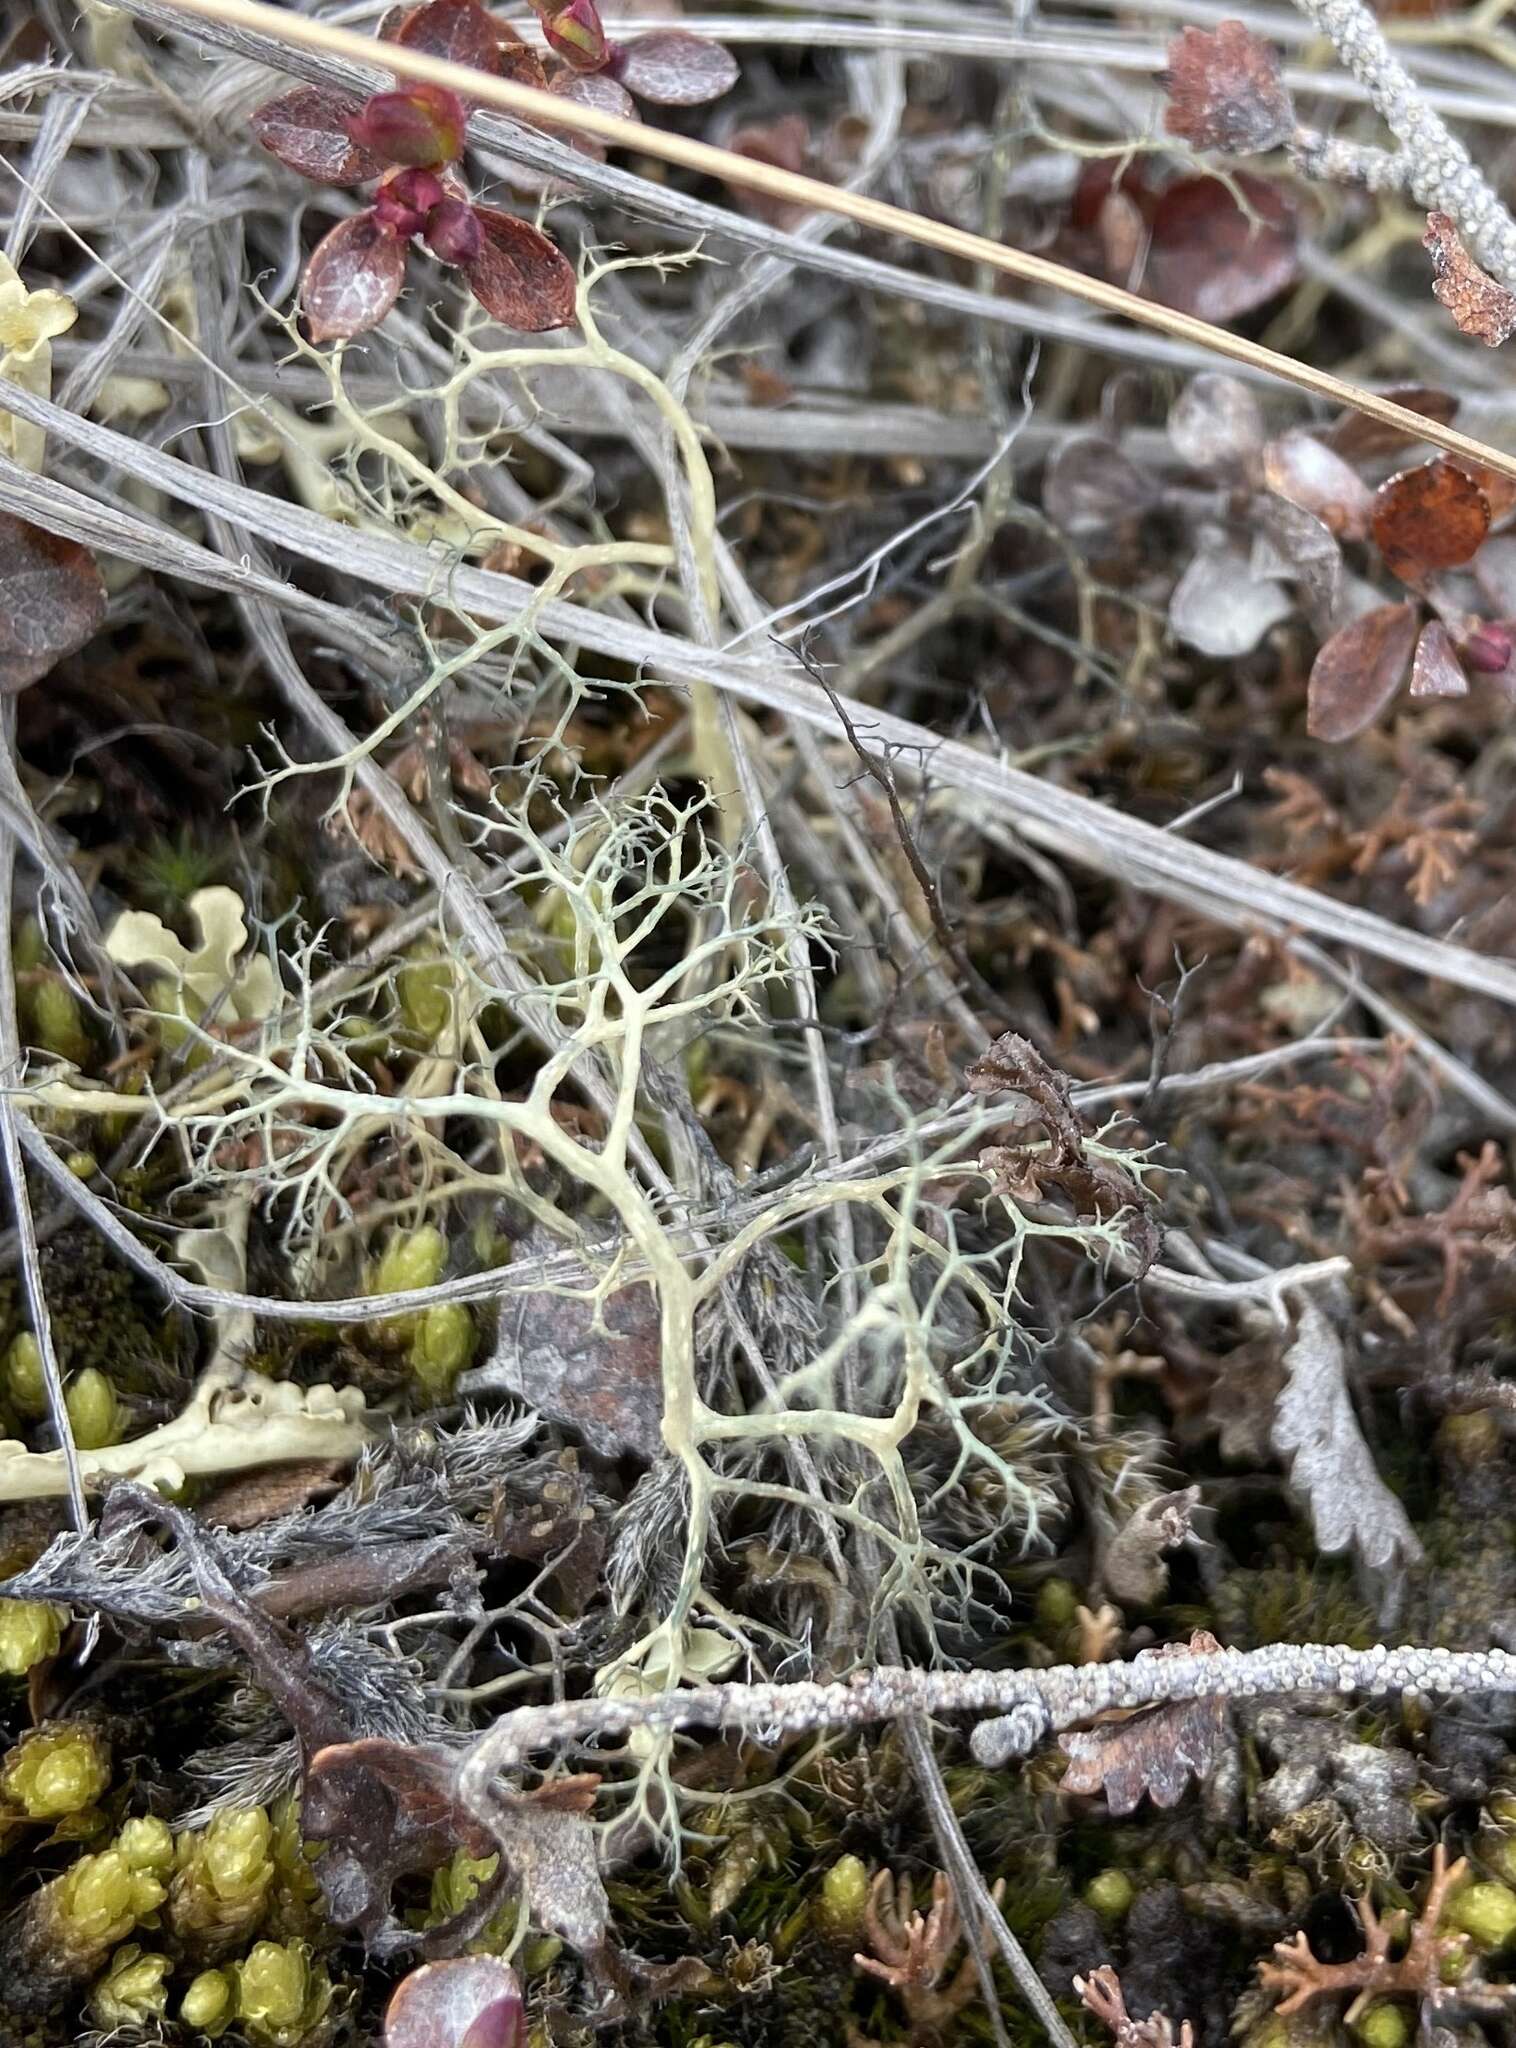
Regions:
[[1291, 0, 1516, 287]]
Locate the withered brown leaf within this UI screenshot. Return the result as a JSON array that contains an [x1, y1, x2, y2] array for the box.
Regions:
[[1306, 601, 1419, 741], [1143, 174, 1298, 325], [1424, 212, 1516, 347], [0, 514, 108, 692], [1371, 458, 1490, 583], [1058, 1631, 1228, 1816], [1163, 21, 1294, 155]]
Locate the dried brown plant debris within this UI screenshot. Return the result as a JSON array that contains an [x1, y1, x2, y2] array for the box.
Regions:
[[1075, 1965, 1195, 2048], [967, 1032, 1160, 1271], [1258, 1845, 1471, 2021], [1057, 1631, 1229, 1815], [1340, 1140, 1516, 1315], [850, 1867, 1003, 2047], [1163, 20, 1294, 155], [1425, 213, 1516, 347]]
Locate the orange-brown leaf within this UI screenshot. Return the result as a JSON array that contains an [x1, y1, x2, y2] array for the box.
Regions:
[[1307, 601, 1418, 741], [1163, 21, 1294, 155], [1424, 212, 1516, 347], [1371, 458, 1489, 582]]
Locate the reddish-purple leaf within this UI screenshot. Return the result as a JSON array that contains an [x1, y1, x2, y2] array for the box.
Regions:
[[1408, 619, 1469, 699], [725, 113, 811, 227], [373, 166, 446, 238], [303, 212, 408, 341], [613, 29, 739, 104], [1307, 601, 1419, 741], [1461, 618, 1514, 675], [463, 207, 577, 330], [423, 196, 483, 266], [541, 0, 610, 68], [1143, 174, 1297, 325], [389, 0, 504, 73], [0, 515, 108, 693], [250, 87, 379, 185], [385, 1959, 523, 2048]]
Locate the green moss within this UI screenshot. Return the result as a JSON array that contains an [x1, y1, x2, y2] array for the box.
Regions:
[[2, 1723, 110, 1819]]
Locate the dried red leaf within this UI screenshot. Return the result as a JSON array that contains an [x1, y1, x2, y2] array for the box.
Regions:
[[385, 1959, 524, 2048], [250, 86, 379, 185], [1143, 174, 1297, 324], [388, 0, 504, 73], [1371, 458, 1489, 582], [1408, 619, 1469, 699], [1163, 21, 1294, 155], [463, 207, 577, 330], [1327, 384, 1458, 463], [1262, 430, 1374, 538], [0, 515, 108, 693], [1306, 601, 1419, 741], [1058, 1633, 1228, 1816], [725, 113, 812, 227], [348, 82, 469, 168], [1424, 211, 1516, 347], [303, 212, 408, 342], [613, 29, 739, 104]]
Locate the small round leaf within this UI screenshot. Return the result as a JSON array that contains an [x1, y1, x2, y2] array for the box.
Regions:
[[250, 87, 380, 185], [614, 30, 739, 105], [464, 208, 577, 330], [303, 212, 408, 341], [1306, 601, 1419, 741], [1371, 459, 1490, 583], [389, 0, 505, 73], [384, 1959, 523, 2048]]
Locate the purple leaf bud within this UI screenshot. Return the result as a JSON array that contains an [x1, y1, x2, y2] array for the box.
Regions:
[[348, 83, 468, 167], [423, 197, 484, 266]]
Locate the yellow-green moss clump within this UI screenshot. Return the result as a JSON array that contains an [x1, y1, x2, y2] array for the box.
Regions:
[[89, 1943, 172, 2029], [1, 1721, 110, 1819], [0, 1843, 168, 2014], [0, 1598, 64, 1676], [168, 1807, 276, 1957], [233, 1939, 334, 2046]]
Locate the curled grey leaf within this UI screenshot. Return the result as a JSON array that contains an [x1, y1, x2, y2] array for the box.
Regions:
[[1270, 1297, 1422, 1572]]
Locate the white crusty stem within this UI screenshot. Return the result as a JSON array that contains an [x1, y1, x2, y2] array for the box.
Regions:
[[1290, 0, 1516, 287], [459, 1641, 1516, 1789]]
